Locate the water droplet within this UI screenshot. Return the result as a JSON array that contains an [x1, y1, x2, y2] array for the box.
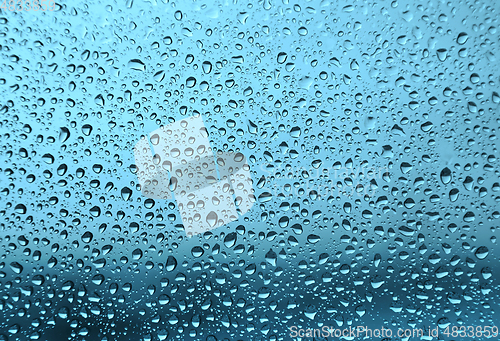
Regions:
[[440, 167, 452, 184]]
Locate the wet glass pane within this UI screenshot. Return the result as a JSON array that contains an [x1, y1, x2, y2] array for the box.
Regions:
[[0, 0, 499, 340]]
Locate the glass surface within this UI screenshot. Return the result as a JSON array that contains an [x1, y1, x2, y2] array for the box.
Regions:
[[0, 0, 499, 340]]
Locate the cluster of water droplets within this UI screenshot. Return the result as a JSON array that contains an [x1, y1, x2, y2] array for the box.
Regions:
[[0, 0, 499, 340]]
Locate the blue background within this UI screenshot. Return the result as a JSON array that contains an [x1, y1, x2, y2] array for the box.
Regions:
[[0, 0, 499, 340]]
